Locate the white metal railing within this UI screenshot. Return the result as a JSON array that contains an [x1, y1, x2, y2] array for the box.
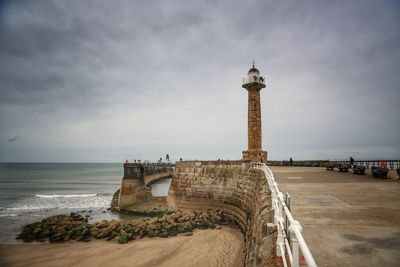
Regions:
[[251, 162, 317, 267]]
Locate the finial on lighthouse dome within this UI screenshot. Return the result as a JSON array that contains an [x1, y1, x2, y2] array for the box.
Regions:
[[248, 59, 260, 75]]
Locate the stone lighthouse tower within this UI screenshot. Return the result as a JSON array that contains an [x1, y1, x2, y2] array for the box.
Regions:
[[242, 63, 268, 162]]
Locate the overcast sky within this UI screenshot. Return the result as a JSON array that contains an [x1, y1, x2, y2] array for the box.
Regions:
[[0, 0, 399, 162]]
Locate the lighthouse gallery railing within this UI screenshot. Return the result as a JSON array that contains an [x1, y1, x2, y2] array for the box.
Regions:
[[251, 162, 317, 267]]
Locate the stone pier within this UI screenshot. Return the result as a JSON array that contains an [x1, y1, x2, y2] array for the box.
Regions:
[[117, 163, 174, 209], [167, 160, 275, 266]]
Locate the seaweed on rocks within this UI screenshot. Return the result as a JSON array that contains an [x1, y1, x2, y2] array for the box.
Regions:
[[17, 209, 229, 244]]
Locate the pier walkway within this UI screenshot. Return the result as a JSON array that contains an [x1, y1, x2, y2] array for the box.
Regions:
[[271, 166, 400, 267]]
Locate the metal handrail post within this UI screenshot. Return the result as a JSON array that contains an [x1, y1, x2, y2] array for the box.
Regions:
[[251, 162, 318, 267], [292, 235, 300, 267]]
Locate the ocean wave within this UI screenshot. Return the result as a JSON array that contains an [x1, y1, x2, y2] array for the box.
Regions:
[[5, 205, 109, 211], [97, 193, 112, 196], [3, 194, 112, 212], [35, 194, 97, 198], [6, 207, 44, 211], [0, 214, 18, 217]]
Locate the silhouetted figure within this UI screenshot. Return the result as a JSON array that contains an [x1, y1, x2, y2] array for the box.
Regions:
[[350, 157, 355, 168], [166, 154, 170, 162], [290, 157, 293, 167], [180, 157, 182, 162], [139, 166, 144, 178]]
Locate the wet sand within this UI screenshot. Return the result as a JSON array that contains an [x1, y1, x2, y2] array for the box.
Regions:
[[0, 226, 244, 267]]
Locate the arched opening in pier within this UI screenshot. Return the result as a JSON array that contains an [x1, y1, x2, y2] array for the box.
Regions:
[[149, 177, 172, 197]]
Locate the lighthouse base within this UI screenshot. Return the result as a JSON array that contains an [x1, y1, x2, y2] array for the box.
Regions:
[[242, 149, 268, 163]]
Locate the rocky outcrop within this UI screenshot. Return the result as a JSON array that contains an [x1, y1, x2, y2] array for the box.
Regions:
[[17, 210, 231, 244]]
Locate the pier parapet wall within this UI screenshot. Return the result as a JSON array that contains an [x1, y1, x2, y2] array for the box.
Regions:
[[167, 160, 275, 266]]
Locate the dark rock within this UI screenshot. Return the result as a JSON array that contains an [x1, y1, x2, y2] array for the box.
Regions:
[[147, 229, 155, 237], [49, 233, 65, 243], [106, 231, 117, 241], [32, 228, 42, 238], [208, 223, 216, 229], [160, 230, 169, 238], [136, 221, 147, 229], [127, 233, 134, 240], [67, 229, 74, 237], [168, 229, 178, 236], [183, 222, 193, 232], [139, 229, 146, 238], [43, 229, 50, 237], [97, 223, 117, 238], [119, 230, 128, 244], [81, 228, 90, 237], [146, 223, 159, 231]]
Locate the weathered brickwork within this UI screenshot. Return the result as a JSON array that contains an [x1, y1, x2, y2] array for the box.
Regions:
[[168, 160, 276, 266], [242, 77, 268, 163], [118, 179, 152, 207], [248, 89, 262, 151]]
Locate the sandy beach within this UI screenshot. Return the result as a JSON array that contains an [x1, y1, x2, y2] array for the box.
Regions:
[[0, 226, 244, 267]]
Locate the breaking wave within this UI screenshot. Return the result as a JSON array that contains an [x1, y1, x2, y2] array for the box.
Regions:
[[0, 214, 18, 217], [35, 194, 97, 198]]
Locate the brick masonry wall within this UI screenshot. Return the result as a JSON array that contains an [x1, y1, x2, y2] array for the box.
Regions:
[[167, 160, 276, 266]]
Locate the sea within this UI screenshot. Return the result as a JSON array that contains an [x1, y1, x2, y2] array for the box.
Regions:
[[0, 163, 172, 244]]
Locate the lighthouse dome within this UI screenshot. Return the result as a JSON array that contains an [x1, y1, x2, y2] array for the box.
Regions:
[[248, 66, 260, 75]]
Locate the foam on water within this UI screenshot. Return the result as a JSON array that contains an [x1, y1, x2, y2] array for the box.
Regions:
[[0, 163, 172, 243], [35, 194, 97, 198], [0, 194, 113, 216], [0, 214, 18, 217]]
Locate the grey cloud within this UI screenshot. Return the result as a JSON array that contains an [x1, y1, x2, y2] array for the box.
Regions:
[[8, 136, 17, 142], [0, 0, 399, 162]]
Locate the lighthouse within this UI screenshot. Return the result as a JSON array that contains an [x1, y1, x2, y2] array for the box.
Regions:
[[242, 62, 268, 162]]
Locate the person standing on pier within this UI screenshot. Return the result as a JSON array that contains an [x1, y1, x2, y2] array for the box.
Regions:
[[350, 157, 355, 168]]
